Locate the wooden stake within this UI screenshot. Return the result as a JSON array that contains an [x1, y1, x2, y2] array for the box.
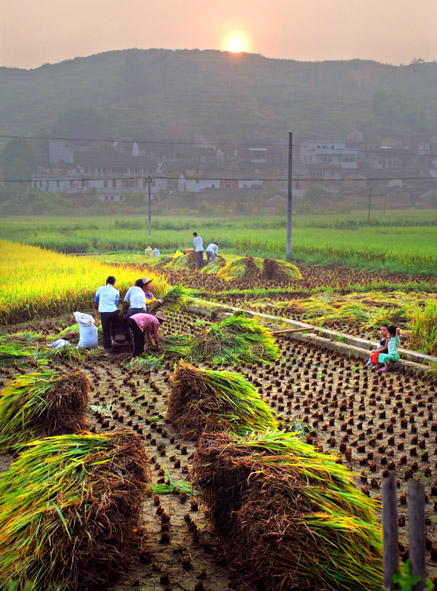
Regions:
[[408, 478, 426, 591], [383, 472, 398, 589]]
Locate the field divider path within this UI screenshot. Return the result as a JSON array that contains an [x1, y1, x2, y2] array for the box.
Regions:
[[189, 299, 437, 372]]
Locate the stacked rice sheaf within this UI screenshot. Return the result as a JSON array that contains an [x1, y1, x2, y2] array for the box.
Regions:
[[192, 431, 383, 591], [167, 361, 279, 440], [0, 429, 150, 591], [0, 370, 89, 452]]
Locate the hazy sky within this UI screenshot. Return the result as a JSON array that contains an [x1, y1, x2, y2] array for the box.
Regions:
[[1, 0, 436, 69]]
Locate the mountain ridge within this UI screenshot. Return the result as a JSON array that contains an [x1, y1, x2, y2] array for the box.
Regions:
[[0, 48, 435, 142]]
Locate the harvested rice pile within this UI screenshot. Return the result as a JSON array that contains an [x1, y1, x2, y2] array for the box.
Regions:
[[0, 337, 85, 366], [192, 431, 383, 591], [190, 315, 279, 365], [217, 255, 262, 281], [201, 255, 227, 274], [165, 250, 198, 271], [0, 430, 150, 591], [0, 370, 89, 452], [261, 258, 302, 281], [167, 361, 279, 440]]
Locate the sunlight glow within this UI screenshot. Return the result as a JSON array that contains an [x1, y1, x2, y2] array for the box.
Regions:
[[224, 32, 248, 53]]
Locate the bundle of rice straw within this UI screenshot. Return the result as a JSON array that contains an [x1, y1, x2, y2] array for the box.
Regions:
[[0, 429, 150, 591], [0, 370, 89, 452], [0, 339, 85, 366], [148, 283, 190, 314], [217, 255, 262, 281], [190, 315, 279, 365], [261, 258, 302, 281], [201, 255, 226, 274], [165, 250, 197, 271], [167, 361, 279, 440], [160, 334, 192, 359], [192, 431, 383, 591]]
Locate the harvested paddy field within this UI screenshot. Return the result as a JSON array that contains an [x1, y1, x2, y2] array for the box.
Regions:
[[1, 306, 436, 590]]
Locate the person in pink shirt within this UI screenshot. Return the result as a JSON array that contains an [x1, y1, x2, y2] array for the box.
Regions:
[[127, 310, 166, 358]]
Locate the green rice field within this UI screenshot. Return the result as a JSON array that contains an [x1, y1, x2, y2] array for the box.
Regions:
[[0, 209, 436, 274]]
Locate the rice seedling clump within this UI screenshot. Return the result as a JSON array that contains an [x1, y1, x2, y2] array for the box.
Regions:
[[192, 431, 383, 591], [0, 429, 150, 591], [167, 361, 279, 440], [0, 370, 89, 452], [190, 315, 280, 365]]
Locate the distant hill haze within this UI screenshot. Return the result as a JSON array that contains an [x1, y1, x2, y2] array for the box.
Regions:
[[0, 49, 436, 143]]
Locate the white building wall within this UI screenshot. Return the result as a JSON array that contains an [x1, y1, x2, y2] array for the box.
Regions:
[[185, 179, 220, 192], [238, 180, 263, 189]]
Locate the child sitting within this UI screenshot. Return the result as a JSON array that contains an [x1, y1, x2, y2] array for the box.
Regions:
[[368, 324, 389, 369], [377, 325, 401, 372]]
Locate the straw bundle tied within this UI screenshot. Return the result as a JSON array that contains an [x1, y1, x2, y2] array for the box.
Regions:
[[261, 258, 302, 281], [0, 370, 89, 452], [217, 255, 262, 281], [160, 334, 192, 358], [165, 250, 198, 271], [192, 431, 383, 591], [0, 429, 150, 591], [167, 361, 279, 440], [190, 315, 280, 365], [148, 283, 190, 314]]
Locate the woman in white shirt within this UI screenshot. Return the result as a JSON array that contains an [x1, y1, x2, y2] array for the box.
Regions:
[[124, 279, 147, 318]]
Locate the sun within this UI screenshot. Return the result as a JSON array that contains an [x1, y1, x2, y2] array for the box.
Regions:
[[223, 33, 248, 54]]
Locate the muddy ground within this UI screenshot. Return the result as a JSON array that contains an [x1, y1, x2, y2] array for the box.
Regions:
[[0, 307, 436, 590]]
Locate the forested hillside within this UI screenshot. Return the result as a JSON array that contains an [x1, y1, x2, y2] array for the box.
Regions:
[[0, 49, 436, 141]]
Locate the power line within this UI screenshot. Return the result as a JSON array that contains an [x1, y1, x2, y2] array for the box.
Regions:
[[2, 175, 436, 184], [1, 133, 436, 158]]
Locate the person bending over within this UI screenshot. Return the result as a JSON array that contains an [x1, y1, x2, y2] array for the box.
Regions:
[[205, 242, 218, 264], [127, 310, 166, 358]]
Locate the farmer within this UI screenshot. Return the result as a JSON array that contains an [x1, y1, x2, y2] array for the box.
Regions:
[[94, 276, 120, 353], [127, 310, 167, 358], [123, 277, 163, 341], [123, 279, 148, 318], [205, 242, 218, 264], [141, 276, 164, 309], [192, 232, 204, 268]]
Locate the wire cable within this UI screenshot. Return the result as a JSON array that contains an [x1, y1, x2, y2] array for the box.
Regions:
[[0, 133, 436, 158]]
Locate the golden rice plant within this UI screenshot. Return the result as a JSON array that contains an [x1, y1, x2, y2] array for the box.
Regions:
[[0, 240, 169, 325]]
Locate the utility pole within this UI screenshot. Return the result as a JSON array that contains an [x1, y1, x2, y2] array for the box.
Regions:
[[146, 176, 152, 236], [287, 131, 293, 257], [367, 186, 372, 221]]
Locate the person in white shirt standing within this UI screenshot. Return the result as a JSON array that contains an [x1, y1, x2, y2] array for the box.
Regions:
[[192, 232, 204, 269], [205, 242, 218, 264], [94, 276, 120, 353]]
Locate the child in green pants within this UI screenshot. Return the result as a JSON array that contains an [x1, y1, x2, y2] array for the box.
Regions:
[[377, 325, 401, 372]]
